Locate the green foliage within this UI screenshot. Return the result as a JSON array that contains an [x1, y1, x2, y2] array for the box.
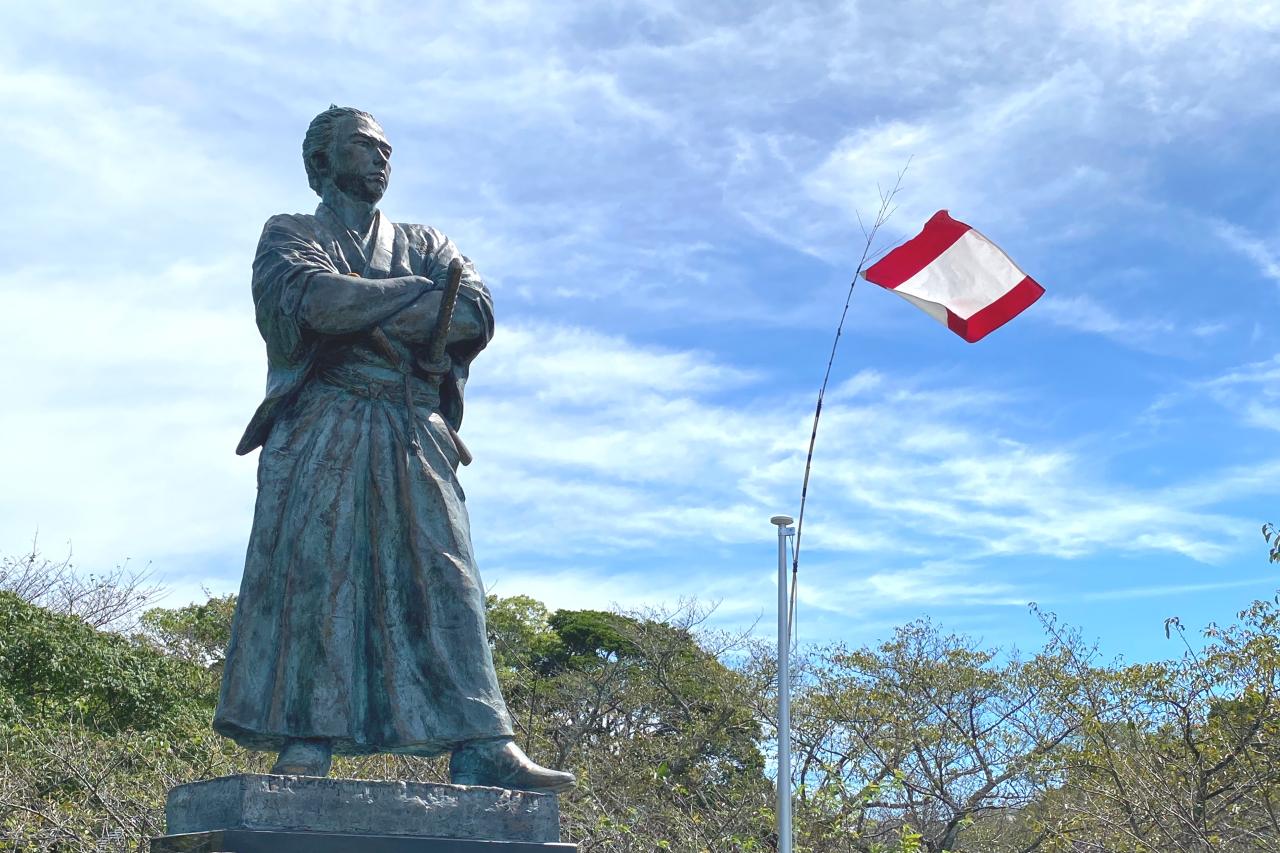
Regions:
[[0, 592, 207, 733], [547, 608, 641, 663], [485, 594, 556, 672], [139, 593, 236, 670], [0, 591, 259, 852], [1262, 523, 1280, 564], [789, 617, 1084, 852], [136, 593, 236, 705], [1042, 595, 1280, 851], [4, 551, 1280, 852], [488, 598, 772, 850]]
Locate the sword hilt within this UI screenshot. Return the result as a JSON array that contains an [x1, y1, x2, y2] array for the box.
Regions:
[[419, 257, 465, 376]]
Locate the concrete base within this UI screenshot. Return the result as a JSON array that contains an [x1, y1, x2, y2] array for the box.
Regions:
[[151, 774, 574, 852], [151, 829, 576, 852]]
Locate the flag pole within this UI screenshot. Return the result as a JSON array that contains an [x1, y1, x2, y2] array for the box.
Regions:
[[771, 513, 796, 853]]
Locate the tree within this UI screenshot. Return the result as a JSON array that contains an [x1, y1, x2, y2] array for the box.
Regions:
[[492, 599, 773, 851], [0, 544, 161, 632], [0, 591, 255, 852], [0, 592, 204, 733], [137, 593, 236, 691], [789, 619, 1085, 853], [1040, 599, 1280, 852], [5, 545, 1278, 853]]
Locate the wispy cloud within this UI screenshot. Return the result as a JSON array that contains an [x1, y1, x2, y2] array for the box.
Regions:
[[460, 325, 1261, 577], [1212, 220, 1280, 285], [0, 260, 262, 574], [2, 0, 1278, 655], [1033, 294, 1176, 347], [1189, 355, 1280, 433], [797, 561, 1027, 617], [1067, 576, 1276, 603]]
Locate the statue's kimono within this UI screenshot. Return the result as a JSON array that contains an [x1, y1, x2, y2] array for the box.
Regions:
[[213, 204, 514, 756]]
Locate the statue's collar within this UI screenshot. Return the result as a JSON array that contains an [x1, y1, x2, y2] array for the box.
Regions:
[[316, 203, 395, 277]]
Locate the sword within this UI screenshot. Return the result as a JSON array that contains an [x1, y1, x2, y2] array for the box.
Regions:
[[418, 256, 465, 378], [418, 257, 473, 466], [365, 256, 473, 464]]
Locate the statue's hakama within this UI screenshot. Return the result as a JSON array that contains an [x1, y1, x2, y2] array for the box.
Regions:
[[214, 205, 513, 757]]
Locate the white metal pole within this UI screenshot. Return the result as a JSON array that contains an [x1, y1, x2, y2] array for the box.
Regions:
[[771, 514, 795, 853]]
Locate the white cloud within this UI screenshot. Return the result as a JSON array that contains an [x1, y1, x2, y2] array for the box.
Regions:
[[1060, 0, 1280, 55], [457, 325, 1263, 584], [802, 62, 1114, 240], [1068, 575, 1275, 603], [1212, 220, 1280, 285], [1192, 322, 1229, 338], [480, 563, 772, 624], [798, 561, 1027, 617], [0, 65, 284, 256], [0, 260, 262, 574], [1033, 294, 1176, 346], [1191, 354, 1280, 433], [480, 323, 758, 405], [0, 0, 1276, 644]]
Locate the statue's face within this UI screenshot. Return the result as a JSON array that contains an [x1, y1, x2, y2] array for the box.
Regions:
[[327, 114, 392, 204]]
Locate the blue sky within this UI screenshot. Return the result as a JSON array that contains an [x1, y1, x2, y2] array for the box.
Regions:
[[2, 0, 1279, 662]]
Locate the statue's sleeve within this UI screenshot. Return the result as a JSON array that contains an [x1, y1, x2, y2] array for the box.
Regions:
[[251, 215, 339, 364]]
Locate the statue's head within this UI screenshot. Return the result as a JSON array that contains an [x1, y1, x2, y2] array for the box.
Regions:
[[303, 105, 392, 204]]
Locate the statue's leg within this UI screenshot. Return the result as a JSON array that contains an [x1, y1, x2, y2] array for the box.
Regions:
[[449, 738, 575, 793], [271, 738, 333, 776]]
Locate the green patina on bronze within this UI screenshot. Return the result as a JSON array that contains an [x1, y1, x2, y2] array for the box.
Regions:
[[214, 107, 572, 794]]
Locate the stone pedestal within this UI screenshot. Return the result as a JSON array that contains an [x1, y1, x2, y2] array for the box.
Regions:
[[150, 774, 576, 852]]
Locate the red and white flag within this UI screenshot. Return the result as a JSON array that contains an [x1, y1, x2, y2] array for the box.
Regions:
[[863, 210, 1044, 343]]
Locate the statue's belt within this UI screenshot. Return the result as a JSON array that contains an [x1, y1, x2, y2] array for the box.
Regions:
[[316, 363, 442, 410]]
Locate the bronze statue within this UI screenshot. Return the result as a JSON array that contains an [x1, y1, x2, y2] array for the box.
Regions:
[[213, 106, 573, 793]]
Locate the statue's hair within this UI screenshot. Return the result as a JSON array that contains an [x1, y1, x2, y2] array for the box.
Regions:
[[303, 105, 379, 196]]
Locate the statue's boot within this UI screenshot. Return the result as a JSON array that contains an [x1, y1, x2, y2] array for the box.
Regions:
[[449, 738, 575, 793], [271, 738, 333, 776]]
